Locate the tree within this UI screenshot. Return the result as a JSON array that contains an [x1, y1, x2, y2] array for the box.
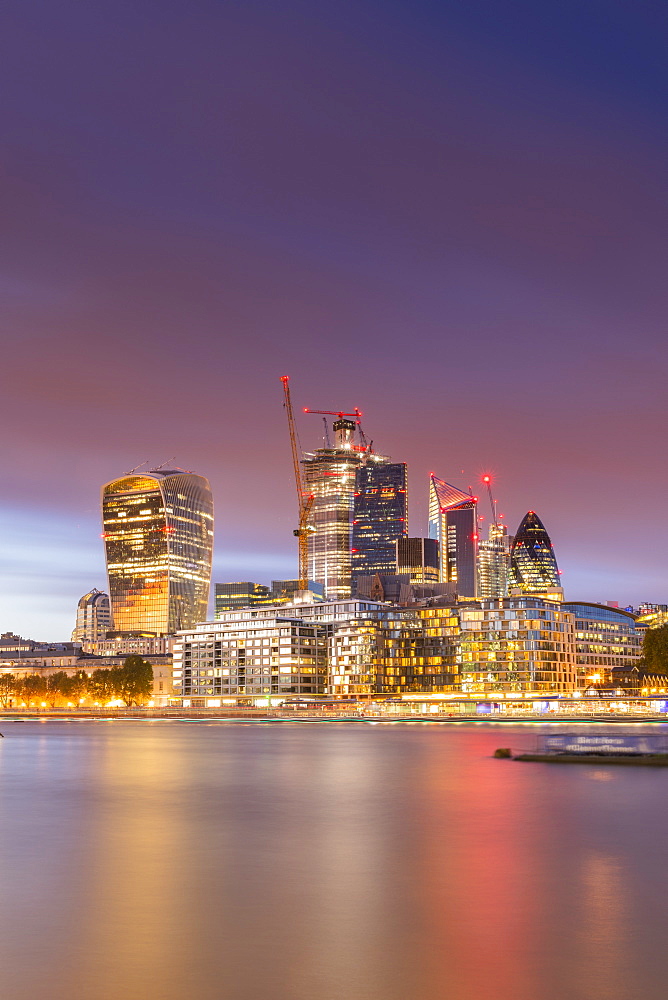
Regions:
[[0, 673, 16, 708], [46, 671, 70, 708], [642, 625, 668, 676], [19, 675, 48, 707], [66, 670, 90, 706], [89, 668, 117, 704], [117, 656, 153, 706]]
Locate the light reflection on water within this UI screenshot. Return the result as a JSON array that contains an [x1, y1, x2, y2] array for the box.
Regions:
[[1, 722, 668, 1000]]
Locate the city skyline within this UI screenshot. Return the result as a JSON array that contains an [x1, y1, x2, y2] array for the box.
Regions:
[[1, 0, 667, 637], [1, 430, 658, 639]]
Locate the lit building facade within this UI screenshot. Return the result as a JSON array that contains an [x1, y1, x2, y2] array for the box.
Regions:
[[477, 524, 511, 599], [174, 612, 329, 704], [459, 597, 576, 693], [635, 605, 668, 633], [173, 599, 462, 704], [303, 418, 372, 600], [396, 537, 440, 584], [215, 582, 275, 616], [81, 634, 173, 656], [71, 589, 112, 642], [351, 463, 408, 580], [561, 602, 642, 687], [428, 476, 478, 598], [102, 470, 214, 634], [270, 580, 325, 602], [510, 511, 560, 595]]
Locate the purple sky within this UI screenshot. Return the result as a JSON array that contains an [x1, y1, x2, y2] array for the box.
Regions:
[[1, 0, 667, 638]]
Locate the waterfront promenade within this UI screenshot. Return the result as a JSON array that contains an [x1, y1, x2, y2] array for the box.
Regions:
[[2, 703, 668, 724]]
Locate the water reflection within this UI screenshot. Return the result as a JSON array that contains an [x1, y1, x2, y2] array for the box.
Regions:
[[1, 722, 668, 1000]]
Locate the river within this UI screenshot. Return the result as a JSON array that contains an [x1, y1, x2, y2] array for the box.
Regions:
[[1, 720, 667, 1000]]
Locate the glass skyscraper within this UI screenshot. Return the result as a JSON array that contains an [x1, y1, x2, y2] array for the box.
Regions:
[[510, 511, 560, 594], [303, 418, 371, 600], [351, 463, 408, 580], [102, 470, 214, 634], [428, 476, 478, 599]]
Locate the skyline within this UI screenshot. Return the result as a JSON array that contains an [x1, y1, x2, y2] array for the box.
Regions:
[[1, 414, 661, 639], [1, 0, 667, 637]]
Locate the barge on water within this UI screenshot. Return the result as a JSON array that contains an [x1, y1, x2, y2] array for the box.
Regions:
[[500, 733, 668, 765]]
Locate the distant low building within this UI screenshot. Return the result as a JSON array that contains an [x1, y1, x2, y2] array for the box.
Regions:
[[80, 633, 174, 656], [215, 580, 325, 617]]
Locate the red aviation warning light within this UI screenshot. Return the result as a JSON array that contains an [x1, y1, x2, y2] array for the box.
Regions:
[[482, 474, 498, 528]]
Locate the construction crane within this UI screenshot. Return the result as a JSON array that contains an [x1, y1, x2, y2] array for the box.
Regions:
[[303, 407, 370, 451], [280, 376, 315, 591], [482, 474, 498, 527]]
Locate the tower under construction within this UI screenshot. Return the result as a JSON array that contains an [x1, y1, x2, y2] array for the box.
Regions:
[[302, 415, 374, 600]]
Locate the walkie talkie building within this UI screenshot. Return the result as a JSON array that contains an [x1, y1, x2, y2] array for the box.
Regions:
[[102, 470, 214, 634]]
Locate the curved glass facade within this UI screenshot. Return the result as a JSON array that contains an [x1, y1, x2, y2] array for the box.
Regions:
[[510, 511, 560, 594], [102, 471, 213, 634], [561, 602, 641, 683]]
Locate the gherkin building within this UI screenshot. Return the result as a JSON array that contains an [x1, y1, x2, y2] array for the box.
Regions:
[[510, 511, 560, 593]]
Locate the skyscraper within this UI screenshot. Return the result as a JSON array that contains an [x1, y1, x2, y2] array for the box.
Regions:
[[71, 589, 112, 642], [477, 523, 512, 599], [351, 462, 408, 580], [428, 476, 478, 598], [303, 417, 371, 600], [510, 510, 560, 595], [102, 470, 214, 634], [396, 537, 440, 584]]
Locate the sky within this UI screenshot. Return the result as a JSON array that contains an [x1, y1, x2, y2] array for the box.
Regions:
[[1, 0, 667, 639]]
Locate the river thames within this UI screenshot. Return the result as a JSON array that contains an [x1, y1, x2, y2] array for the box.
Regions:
[[1, 720, 668, 1000]]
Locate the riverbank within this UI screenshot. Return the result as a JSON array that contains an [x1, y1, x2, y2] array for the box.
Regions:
[[2, 708, 668, 723]]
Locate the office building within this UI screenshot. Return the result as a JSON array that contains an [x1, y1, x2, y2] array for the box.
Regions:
[[510, 511, 561, 595], [71, 589, 113, 642], [397, 537, 440, 584], [561, 602, 642, 687], [477, 524, 511, 599], [302, 417, 375, 600], [428, 476, 478, 598], [459, 597, 577, 693], [214, 581, 325, 617], [102, 469, 213, 634], [215, 582, 275, 616], [351, 463, 408, 580], [270, 580, 325, 602]]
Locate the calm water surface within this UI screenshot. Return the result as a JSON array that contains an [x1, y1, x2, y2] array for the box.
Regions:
[[1, 720, 668, 1000]]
